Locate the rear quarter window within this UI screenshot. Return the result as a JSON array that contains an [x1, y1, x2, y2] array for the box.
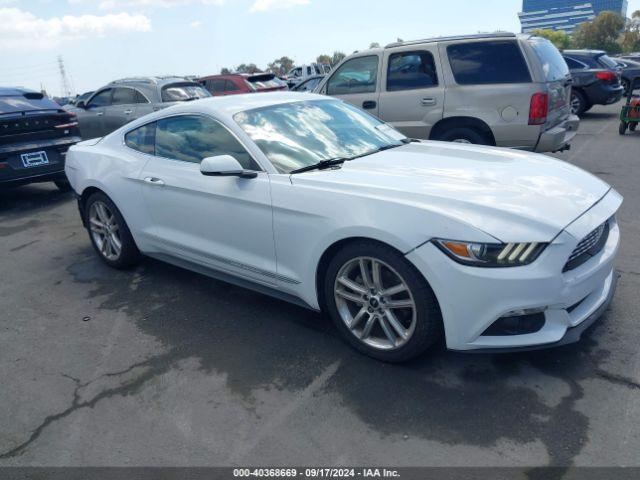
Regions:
[[528, 37, 570, 81], [125, 122, 156, 155], [447, 41, 531, 85]]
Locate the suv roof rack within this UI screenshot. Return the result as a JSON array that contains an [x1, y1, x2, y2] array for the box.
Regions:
[[385, 32, 516, 49]]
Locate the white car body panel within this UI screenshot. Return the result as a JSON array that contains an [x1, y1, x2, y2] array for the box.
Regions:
[[65, 93, 622, 351]]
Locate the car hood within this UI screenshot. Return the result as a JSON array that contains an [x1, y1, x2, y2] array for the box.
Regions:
[[290, 142, 610, 242]]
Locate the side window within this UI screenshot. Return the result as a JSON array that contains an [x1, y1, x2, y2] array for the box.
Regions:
[[224, 79, 240, 91], [564, 57, 585, 70], [209, 79, 227, 92], [134, 90, 149, 104], [87, 89, 112, 108], [155, 115, 259, 170], [327, 56, 379, 95], [387, 51, 438, 91], [447, 41, 531, 85], [111, 88, 136, 105], [125, 122, 156, 155]]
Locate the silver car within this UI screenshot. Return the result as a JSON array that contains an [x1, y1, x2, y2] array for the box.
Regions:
[[315, 33, 579, 152], [70, 77, 210, 139]]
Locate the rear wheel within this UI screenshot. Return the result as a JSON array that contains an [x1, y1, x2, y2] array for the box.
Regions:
[[323, 241, 442, 362], [437, 127, 489, 145], [630, 122, 637, 132], [571, 90, 587, 116], [84, 192, 140, 269], [619, 121, 628, 135]]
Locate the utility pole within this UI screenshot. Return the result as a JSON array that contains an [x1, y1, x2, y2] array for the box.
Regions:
[[57, 55, 73, 98]]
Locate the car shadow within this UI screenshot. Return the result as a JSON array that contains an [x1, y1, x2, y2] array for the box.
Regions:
[[0, 183, 74, 216]]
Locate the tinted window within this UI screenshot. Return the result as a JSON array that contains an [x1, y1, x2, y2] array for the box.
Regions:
[[327, 56, 379, 95], [125, 122, 155, 155], [155, 115, 258, 169], [225, 79, 240, 91], [112, 88, 136, 105], [161, 83, 210, 102], [598, 54, 618, 69], [527, 37, 569, 81], [387, 51, 438, 91], [447, 41, 531, 85], [87, 89, 112, 107], [134, 90, 149, 104], [207, 79, 227, 92], [564, 57, 585, 70]]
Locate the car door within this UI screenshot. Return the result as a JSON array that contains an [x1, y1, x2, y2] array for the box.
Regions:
[[77, 88, 112, 139], [377, 48, 445, 139], [320, 55, 381, 116], [139, 114, 277, 285], [105, 87, 140, 133]]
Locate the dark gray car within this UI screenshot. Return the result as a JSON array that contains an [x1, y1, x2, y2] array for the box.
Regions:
[[70, 77, 210, 139]]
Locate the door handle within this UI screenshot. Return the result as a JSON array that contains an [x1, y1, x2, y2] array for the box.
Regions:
[[421, 97, 437, 106], [96, 111, 104, 116], [144, 177, 165, 186], [362, 100, 377, 110], [124, 109, 133, 115]]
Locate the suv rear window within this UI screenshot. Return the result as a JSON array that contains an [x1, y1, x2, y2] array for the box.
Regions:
[[528, 37, 569, 81], [161, 83, 210, 102], [447, 41, 531, 85], [597, 54, 618, 70]]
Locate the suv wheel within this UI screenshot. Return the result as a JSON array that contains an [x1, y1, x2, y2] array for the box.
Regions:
[[570, 90, 587, 116], [85, 192, 140, 269], [438, 127, 489, 145], [324, 241, 442, 362]]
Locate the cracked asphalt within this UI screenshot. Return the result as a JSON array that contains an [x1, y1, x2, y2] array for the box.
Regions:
[[1, 103, 639, 468]]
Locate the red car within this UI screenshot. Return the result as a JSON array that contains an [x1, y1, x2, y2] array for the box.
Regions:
[[199, 73, 288, 96]]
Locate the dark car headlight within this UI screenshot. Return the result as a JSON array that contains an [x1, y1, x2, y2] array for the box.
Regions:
[[433, 239, 547, 267]]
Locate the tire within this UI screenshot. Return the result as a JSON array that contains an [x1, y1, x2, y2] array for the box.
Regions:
[[622, 79, 630, 97], [54, 179, 72, 192], [437, 127, 489, 145], [619, 121, 628, 135], [84, 192, 140, 269], [570, 90, 588, 116], [323, 240, 442, 362], [630, 123, 637, 132]]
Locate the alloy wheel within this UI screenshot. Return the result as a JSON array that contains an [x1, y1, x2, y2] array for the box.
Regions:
[[570, 94, 581, 115], [89, 201, 122, 261], [333, 256, 417, 351]]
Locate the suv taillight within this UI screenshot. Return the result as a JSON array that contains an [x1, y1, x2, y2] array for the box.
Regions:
[[595, 71, 617, 83], [529, 92, 549, 125]]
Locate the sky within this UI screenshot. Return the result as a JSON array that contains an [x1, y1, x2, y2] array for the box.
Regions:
[[1, 0, 639, 96]]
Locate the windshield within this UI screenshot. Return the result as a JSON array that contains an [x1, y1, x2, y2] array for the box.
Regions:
[[161, 83, 210, 102], [528, 37, 569, 81], [234, 100, 406, 173]]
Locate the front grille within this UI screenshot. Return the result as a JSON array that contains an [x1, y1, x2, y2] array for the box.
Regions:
[[563, 218, 611, 272]]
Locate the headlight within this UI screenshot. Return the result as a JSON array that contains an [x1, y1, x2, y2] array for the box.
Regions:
[[433, 239, 547, 267]]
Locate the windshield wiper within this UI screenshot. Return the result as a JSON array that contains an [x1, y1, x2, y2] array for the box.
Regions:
[[290, 157, 347, 174]]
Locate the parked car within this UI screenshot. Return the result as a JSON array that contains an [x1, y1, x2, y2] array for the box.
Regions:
[[285, 63, 331, 87], [562, 50, 624, 115], [63, 91, 94, 109], [616, 53, 640, 63], [612, 58, 640, 95], [68, 77, 210, 139], [315, 33, 578, 153], [199, 74, 257, 96], [65, 93, 621, 362], [291, 75, 325, 92], [0, 87, 81, 190]]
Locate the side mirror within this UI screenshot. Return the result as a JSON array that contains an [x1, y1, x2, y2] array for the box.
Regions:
[[200, 155, 257, 179], [76, 100, 86, 109]]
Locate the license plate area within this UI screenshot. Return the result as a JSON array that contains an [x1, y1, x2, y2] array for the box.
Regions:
[[20, 151, 49, 168]]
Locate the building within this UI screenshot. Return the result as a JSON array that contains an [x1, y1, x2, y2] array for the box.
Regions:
[[519, 0, 629, 34]]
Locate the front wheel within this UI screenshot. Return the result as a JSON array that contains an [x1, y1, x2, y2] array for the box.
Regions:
[[630, 122, 637, 132], [437, 127, 489, 145], [619, 121, 628, 135], [84, 192, 140, 269], [324, 241, 442, 362]]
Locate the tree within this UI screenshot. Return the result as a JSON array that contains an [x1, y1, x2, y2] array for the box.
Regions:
[[369, 42, 380, 49], [235, 63, 261, 74], [266, 56, 295, 76], [531, 29, 572, 50], [331, 51, 346, 66], [220, 67, 231, 74], [572, 11, 625, 53], [316, 54, 331, 65], [619, 10, 640, 53]]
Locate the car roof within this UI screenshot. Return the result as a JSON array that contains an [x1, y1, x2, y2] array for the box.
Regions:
[[563, 49, 607, 56], [0, 86, 39, 96], [385, 32, 518, 48]]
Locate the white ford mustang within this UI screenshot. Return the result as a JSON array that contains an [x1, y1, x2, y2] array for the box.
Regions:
[[65, 92, 621, 362]]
